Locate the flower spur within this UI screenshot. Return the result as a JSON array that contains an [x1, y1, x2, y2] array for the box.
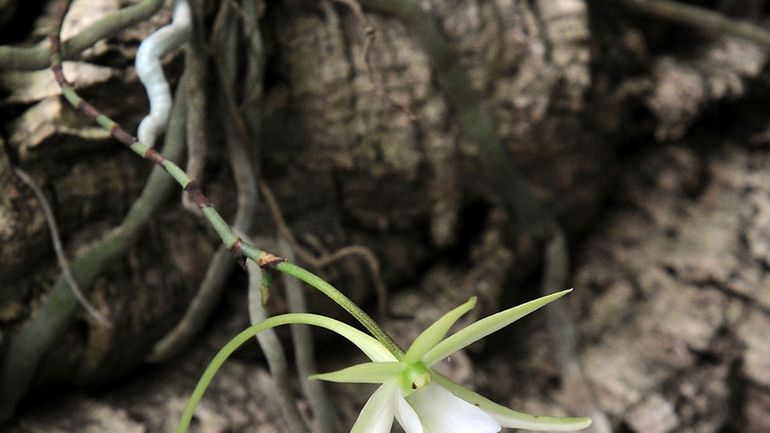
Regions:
[[311, 289, 592, 433]]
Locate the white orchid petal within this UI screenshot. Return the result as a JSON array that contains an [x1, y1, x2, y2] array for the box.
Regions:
[[394, 394, 423, 433], [310, 362, 405, 383], [404, 297, 477, 363], [423, 290, 572, 366], [432, 372, 592, 431], [351, 381, 398, 433], [407, 383, 501, 433]]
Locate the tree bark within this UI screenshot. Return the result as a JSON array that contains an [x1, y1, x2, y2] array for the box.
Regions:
[[1, 0, 770, 431]]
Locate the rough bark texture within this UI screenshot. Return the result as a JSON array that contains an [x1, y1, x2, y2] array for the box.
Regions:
[[5, 304, 293, 433], [572, 144, 770, 433], [263, 0, 604, 245], [1, 0, 770, 431], [9, 141, 770, 432], [0, 0, 210, 389]]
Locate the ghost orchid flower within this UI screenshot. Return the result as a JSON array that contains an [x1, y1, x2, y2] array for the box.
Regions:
[[311, 289, 592, 433], [175, 290, 591, 433]]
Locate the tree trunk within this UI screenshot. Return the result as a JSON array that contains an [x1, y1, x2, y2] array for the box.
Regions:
[[1, 0, 769, 431]]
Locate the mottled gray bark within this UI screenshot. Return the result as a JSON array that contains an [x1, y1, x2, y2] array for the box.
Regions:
[[263, 0, 605, 244], [572, 144, 770, 433], [2, 0, 770, 431]]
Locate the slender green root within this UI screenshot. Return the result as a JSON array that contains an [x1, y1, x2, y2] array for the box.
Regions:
[[0, 0, 164, 70]]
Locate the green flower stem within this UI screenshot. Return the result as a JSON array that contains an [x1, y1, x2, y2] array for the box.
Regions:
[[240, 242, 404, 358], [175, 313, 394, 433], [0, 0, 163, 70], [277, 260, 403, 357], [49, 0, 401, 356]]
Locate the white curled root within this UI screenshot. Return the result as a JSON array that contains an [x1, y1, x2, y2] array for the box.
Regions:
[[135, 0, 191, 147]]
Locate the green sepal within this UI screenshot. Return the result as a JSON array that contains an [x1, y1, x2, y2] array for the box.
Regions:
[[423, 289, 572, 366], [404, 296, 476, 363], [310, 361, 405, 384]]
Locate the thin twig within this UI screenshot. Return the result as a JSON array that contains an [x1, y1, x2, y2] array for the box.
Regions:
[[619, 0, 770, 49], [48, 0, 248, 283], [280, 238, 336, 433], [0, 0, 164, 70], [13, 168, 112, 328], [258, 181, 316, 266], [234, 7, 327, 430], [238, 0, 266, 147]]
